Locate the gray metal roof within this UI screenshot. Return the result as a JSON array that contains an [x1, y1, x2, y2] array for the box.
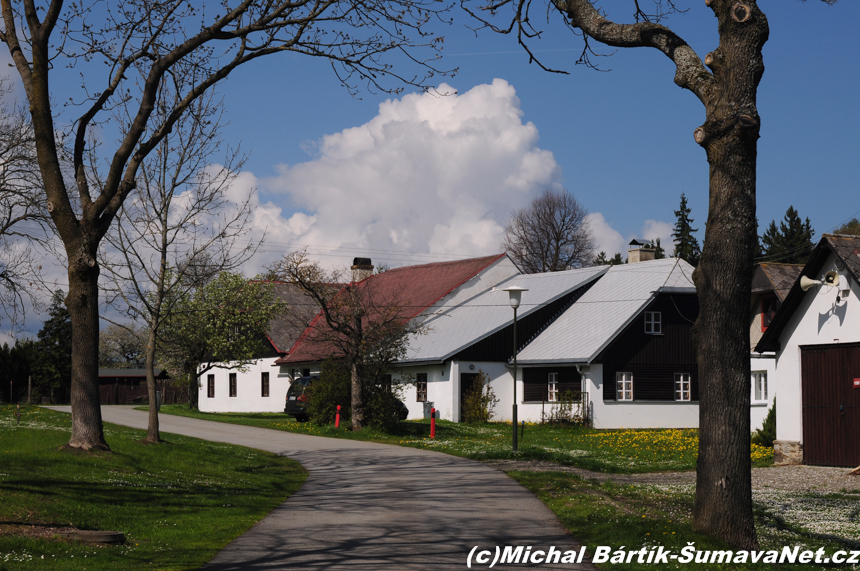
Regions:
[[516, 258, 696, 365], [400, 266, 609, 363]]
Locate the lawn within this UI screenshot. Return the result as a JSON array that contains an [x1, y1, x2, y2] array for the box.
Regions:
[[0, 405, 307, 571], [155, 405, 773, 473], [509, 470, 860, 570]]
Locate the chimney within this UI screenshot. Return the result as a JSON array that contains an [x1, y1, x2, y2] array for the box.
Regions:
[[351, 257, 374, 282], [627, 239, 656, 264]]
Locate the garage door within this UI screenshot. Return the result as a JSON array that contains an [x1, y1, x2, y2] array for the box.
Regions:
[[801, 343, 860, 466]]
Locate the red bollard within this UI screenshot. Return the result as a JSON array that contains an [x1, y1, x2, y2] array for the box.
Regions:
[[335, 404, 341, 428], [430, 407, 436, 439]]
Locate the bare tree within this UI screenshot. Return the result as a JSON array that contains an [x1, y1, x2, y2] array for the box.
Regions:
[[0, 80, 47, 331], [0, 0, 452, 450], [466, 0, 838, 549], [269, 251, 419, 430], [502, 189, 595, 273], [98, 323, 148, 369], [99, 90, 259, 443]]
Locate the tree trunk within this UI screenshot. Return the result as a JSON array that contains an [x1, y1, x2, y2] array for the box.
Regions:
[[65, 257, 110, 451], [691, 3, 767, 548], [144, 326, 161, 443], [350, 358, 364, 430]]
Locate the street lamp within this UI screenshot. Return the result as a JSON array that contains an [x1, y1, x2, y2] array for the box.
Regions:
[[502, 285, 528, 451]]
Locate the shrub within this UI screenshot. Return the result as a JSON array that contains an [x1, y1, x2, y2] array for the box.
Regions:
[[306, 358, 351, 425], [752, 398, 776, 448], [462, 370, 498, 423], [543, 390, 586, 425]]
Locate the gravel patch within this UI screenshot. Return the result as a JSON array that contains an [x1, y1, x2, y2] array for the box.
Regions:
[[482, 460, 860, 493]]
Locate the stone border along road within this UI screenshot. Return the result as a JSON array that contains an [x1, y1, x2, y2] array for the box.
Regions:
[[50, 406, 594, 570]]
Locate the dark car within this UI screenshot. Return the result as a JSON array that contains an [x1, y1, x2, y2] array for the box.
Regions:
[[284, 376, 317, 421], [284, 376, 409, 422]]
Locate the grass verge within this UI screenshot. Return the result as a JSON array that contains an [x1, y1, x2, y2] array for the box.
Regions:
[[509, 470, 859, 570], [0, 405, 307, 571], [155, 405, 772, 473]]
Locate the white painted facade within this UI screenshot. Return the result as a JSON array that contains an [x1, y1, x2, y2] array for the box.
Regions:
[[749, 354, 776, 431], [198, 358, 290, 413], [770, 253, 859, 446]]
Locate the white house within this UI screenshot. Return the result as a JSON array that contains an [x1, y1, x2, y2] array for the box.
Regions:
[[755, 234, 860, 466], [394, 265, 609, 422], [198, 281, 319, 413], [748, 263, 803, 430]]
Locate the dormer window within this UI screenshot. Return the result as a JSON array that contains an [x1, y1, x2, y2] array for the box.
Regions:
[[761, 294, 778, 332], [645, 311, 661, 335]]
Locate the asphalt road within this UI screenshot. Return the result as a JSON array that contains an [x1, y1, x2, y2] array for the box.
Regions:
[[51, 406, 594, 570]]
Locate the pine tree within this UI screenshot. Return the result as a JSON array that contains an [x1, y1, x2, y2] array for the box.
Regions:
[[654, 237, 666, 259], [759, 206, 815, 264], [36, 291, 73, 402], [672, 193, 701, 267]]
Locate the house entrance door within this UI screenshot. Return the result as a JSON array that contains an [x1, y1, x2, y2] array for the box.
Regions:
[[801, 343, 860, 466], [460, 373, 479, 422]]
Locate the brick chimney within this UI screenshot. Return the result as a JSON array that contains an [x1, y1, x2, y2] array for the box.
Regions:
[[351, 257, 374, 282], [627, 240, 656, 263]]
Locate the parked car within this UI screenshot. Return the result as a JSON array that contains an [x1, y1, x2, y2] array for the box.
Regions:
[[284, 376, 318, 421], [284, 376, 409, 422]]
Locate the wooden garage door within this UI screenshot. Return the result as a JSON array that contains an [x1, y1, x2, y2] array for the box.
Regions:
[[801, 343, 860, 466]]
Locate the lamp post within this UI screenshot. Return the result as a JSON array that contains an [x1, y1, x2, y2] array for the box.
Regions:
[[502, 285, 528, 451]]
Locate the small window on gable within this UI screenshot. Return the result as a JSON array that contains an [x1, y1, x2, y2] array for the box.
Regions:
[[616, 372, 633, 401], [675, 373, 691, 401], [761, 295, 778, 332], [229, 373, 237, 397], [752, 371, 767, 402], [645, 311, 661, 334], [416, 373, 427, 402], [547, 373, 559, 402]]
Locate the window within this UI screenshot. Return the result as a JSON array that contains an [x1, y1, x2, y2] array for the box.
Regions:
[[416, 373, 427, 402], [761, 295, 778, 331], [752, 371, 767, 402], [547, 373, 559, 402], [645, 311, 661, 334], [675, 373, 691, 401], [616, 372, 633, 401], [229, 373, 237, 397], [302, 368, 311, 377], [261, 372, 270, 397], [207, 375, 215, 398]]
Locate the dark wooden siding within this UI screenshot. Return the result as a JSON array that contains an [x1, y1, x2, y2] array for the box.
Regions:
[[600, 293, 699, 401], [801, 343, 860, 467], [453, 282, 597, 362], [523, 367, 581, 402]]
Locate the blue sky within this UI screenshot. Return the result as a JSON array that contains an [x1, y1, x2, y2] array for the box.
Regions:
[[207, 0, 858, 262], [3, 0, 859, 340]]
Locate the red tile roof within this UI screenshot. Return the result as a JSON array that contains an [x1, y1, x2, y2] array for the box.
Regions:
[[276, 254, 506, 365]]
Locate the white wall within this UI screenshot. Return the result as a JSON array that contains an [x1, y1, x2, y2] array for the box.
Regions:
[[773, 254, 860, 444], [198, 358, 289, 413], [750, 353, 776, 431]]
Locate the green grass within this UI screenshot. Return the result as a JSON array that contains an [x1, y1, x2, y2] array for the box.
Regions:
[[156, 405, 773, 473], [0, 405, 307, 571], [509, 471, 857, 570]]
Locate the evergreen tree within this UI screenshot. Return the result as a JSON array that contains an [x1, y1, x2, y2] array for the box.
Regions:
[[672, 193, 701, 267], [609, 252, 624, 265], [654, 237, 666, 260], [35, 291, 73, 402], [759, 206, 815, 264], [593, 251, 609, 266]]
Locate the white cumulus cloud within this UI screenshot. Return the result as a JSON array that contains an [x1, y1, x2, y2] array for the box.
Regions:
[[260, 79, 564, 267]]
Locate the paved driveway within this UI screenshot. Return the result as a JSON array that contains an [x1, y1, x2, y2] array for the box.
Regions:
[[52, 406, 593, 570]]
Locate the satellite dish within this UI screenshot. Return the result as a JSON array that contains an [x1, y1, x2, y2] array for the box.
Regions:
[[800, 276, 819, 292], [823, 271, 840, 287]]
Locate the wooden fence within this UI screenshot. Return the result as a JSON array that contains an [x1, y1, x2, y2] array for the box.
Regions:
[[99, 384, 187, 405]]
